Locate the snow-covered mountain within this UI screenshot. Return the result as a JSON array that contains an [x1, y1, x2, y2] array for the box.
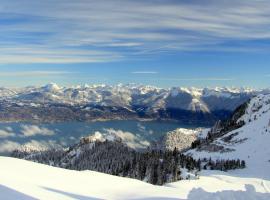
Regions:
[[187, 93, 270, 179], [0, 83, 260, 110], [0, 83, 266, 123]]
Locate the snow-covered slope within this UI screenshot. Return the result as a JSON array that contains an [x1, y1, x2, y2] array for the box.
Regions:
[[0, 156, 270, 200], [187, 94, 270, 180]]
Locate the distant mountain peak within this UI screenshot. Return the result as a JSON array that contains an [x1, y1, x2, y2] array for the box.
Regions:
[[42, 83, 61, 92]]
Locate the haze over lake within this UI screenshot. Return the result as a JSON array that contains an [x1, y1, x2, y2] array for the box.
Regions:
[[0, 120, 205, 155]]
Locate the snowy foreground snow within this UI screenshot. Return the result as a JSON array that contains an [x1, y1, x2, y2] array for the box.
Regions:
[[0, 156, 270, 200]]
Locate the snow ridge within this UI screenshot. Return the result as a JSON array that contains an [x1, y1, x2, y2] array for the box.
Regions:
[[188, 93, 270, 179]]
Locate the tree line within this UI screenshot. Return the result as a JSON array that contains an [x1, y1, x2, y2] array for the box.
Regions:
[[11, 140, 245, 185]]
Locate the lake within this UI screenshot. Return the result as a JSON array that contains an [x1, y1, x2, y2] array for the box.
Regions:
[[0, 120, 203, 155]]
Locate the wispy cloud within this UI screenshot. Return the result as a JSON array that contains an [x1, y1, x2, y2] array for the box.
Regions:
[[0, 140, 20, 153], [131, 71, 158, 74], [0, 129, 15, 138], [156, 78, 235, 81], [20, 125, 55, 137], [0, 0, 270, 63], [0, 71, 72, 77]]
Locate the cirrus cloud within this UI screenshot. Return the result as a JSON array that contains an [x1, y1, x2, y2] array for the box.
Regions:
[[0, 71, 72, 77], [0, 0, 270, 63], [131, 71, 158, 74]]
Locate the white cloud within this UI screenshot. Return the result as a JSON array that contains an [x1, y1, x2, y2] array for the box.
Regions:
[[20, 125, 55, 137], [156, 78, 235, 81], [0, 71, 72, 77], [105, 129, 150, 149], [0, 130, 15, 138], [0, 47, 121, 64], [132, 71, 158, 74], [106, 42, 142, 47], [0, 140, 21, 153], [89, 128, 150, 149], [0, 0, 270, 63]]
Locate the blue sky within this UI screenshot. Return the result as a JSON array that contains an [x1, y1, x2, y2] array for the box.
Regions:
[[0, 0, 270, 88]]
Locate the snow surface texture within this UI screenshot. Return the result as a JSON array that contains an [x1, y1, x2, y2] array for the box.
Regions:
[[0, 156, 270, 200], [187, 94, 270, 180]]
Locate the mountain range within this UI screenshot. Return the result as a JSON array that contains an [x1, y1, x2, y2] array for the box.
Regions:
[[0, 83, 269, 124]]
